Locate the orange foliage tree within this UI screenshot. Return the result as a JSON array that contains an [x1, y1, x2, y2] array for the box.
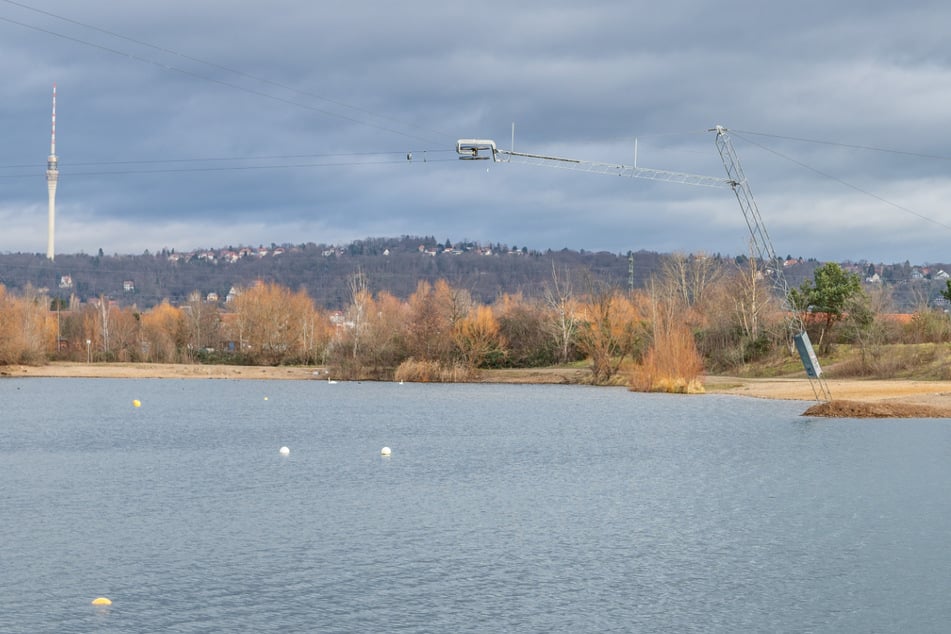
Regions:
[[576, 284, 643, 384], [632, 275, 705, 393], [453, 304, 506, 370], [404, 280, 468, 364], [327, 283, 407, 378], [229, 281, 326, 365], [365, 291, 409, 370], [0, 284, 56, 365], [140, 301, 185, 362], [632, 319, 705, 393]]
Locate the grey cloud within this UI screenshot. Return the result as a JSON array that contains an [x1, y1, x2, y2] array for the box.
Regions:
[[1, 1, 950, 262]]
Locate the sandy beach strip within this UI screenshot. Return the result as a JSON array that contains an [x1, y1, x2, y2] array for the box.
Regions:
[[5, 362, 951, 414]]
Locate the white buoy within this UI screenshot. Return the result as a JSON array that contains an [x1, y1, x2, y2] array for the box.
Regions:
[[279, 446, 290, 456], [380, 446, 391, 456]]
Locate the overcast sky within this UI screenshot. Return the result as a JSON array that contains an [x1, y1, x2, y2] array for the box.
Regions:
[[2, 1, 951, 263]]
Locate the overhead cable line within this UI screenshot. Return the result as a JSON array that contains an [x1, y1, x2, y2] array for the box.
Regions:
[[731, 131, 951, 233], [734, 129, 951, 162], [0, 152, 454, 179], [0, 0, 451, 144], [0, 149, 453, 169], [0, 8, 440, 144], [76, 150, 454, 166]]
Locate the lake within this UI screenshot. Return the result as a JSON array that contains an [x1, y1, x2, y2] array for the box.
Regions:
[[1, 378, 950, 632]]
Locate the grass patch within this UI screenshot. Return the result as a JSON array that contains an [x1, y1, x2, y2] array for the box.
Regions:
[[737, 343, 951, 381]]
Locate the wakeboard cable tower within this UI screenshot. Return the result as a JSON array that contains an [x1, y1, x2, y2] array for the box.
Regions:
[[456, 125, 832, 402]]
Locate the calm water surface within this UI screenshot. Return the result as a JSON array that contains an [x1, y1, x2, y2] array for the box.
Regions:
[[1, 378, 950, 633]]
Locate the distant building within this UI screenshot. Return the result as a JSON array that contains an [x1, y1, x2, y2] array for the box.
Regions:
[[58, 274, 72, 289], [123, 280, 135, 292]]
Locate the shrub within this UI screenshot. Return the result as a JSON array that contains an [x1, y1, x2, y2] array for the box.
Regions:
[[394, 358, 473, 383], [630, 323, 705, 394]]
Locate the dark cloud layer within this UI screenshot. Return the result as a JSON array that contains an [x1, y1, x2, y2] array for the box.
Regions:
[[1, 1, 950, 262]]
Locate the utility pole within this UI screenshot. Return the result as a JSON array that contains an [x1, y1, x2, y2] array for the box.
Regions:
[[628, 251, 635, 293]]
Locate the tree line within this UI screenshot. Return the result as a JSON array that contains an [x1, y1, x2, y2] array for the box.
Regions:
[[2, 257, 950, 388], [0, 240, 666, 309]]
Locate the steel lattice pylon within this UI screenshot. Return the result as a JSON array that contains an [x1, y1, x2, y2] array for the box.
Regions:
[[712, 126, 831, 402], [456, 129, 833, 402]]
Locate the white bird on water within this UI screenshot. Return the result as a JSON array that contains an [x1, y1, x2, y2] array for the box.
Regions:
[[327, 378, 338, 384]]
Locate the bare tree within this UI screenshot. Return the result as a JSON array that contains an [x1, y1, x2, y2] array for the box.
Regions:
[[346, 270, 370, 360], [182, 291, 221, 358], [96, 295, 111, 358], [576, 280, 641, 383], [660, 252, 722, 310], [730, 248, 773, 343], [544, 262, 579, 364]]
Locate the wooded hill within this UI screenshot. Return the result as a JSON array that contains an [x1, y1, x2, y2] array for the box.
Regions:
[[0, 235, 941, 310]]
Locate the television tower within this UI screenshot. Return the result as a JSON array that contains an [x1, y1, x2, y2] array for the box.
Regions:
[[46, 84, 58, 261]]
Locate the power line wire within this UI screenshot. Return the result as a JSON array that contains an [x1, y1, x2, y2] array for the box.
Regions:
[[0, 149, 453, 169], [731, 131, 951, 233], [0, 7, 442, 144], [733, 129, 951, 162], [0, 153, 455, 179], [0, 0, 450, 143]]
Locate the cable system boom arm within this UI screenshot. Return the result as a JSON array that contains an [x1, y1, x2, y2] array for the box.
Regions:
[[456, 127, 832, 402], [456, 139, 730, 189]]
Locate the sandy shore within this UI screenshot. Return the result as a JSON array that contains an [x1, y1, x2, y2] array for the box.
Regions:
[[0, 362, 321, 381], [5, 362, 951, 416], [702, 375, 951, 408]]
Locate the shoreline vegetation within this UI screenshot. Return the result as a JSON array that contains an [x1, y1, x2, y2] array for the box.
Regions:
[[5, 361, 951, 418], [6, 264, 951, 419]]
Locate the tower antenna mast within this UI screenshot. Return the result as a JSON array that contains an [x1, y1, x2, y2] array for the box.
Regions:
[[46, 84, 59, 261]]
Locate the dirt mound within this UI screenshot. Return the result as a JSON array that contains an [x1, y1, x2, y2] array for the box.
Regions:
[[803, 399, 951, 419]]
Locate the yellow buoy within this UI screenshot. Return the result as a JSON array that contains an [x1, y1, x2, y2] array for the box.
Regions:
[[132, 399, 141, 408], [91, 597, 112, 606]]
